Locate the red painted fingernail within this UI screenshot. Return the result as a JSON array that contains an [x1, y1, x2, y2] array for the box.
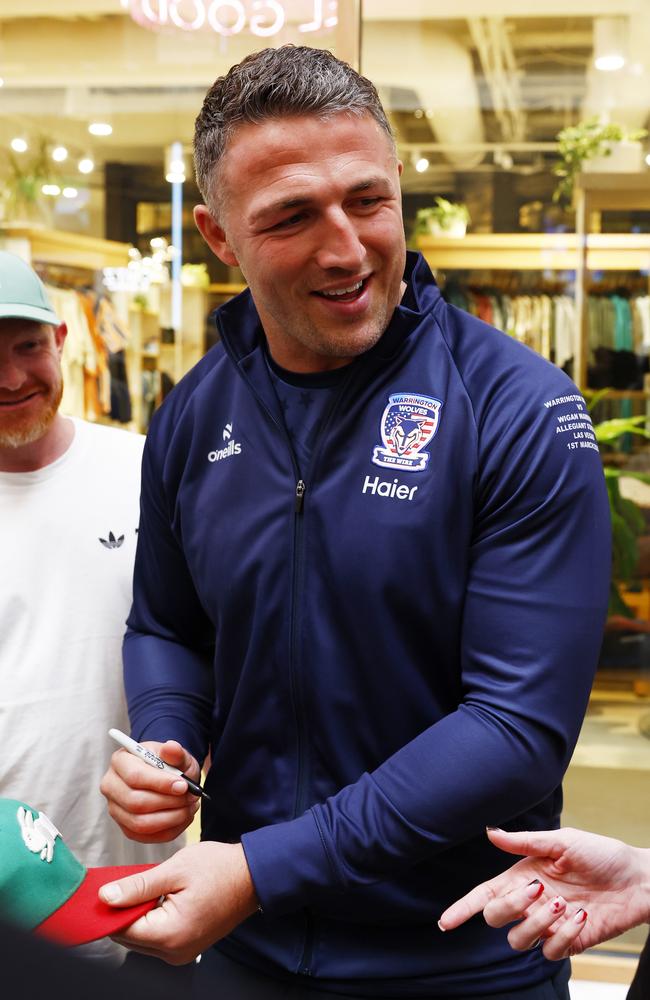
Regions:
[[550, 896, 566, 914], [527, 879, 545, 899], [574, 908, 588, 924]]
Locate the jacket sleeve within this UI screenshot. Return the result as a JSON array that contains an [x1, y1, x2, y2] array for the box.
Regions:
[[242, 380, 611, 914], [124, 426, 215, 765]]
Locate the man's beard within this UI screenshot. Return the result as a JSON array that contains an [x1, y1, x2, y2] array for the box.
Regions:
[[0, 379, 64, 449]]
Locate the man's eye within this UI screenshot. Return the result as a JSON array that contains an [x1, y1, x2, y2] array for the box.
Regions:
[[273, 213, 305, 230]]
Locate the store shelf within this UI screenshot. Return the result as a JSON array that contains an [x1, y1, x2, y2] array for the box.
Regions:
[[207, 282, 247, 295], [573, 174, 650, 389], [574, 172, 650, 213], [417, 232, 650, 272], [0, 225, 130, 269], [419, 199, 650, 393], [593, 390, 649, 400]]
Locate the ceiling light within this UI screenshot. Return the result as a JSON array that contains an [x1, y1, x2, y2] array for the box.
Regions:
[[10, 138, 28, 153], [594, 16, 627, 72], [88, 122, 113, 137], [415, 157, 430, 173], [62, 187, 78, 199], [78, 158, 94, 174], [596, 53, 625, 72], [0, 78, 4, 88], [645, 154, 650, 167], [42, 184, 61, 197], [52, 146, 68, 163]]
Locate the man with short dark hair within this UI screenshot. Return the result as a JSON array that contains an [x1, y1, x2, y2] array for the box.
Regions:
[[100, 46, 610, 998]]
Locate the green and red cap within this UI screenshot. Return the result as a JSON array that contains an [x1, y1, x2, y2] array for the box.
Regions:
[[0, 798, 157, 946]]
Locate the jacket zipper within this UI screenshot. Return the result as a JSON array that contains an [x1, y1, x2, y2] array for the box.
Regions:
[[222, 359, 311, 823], [224, 346, 366, 977], [289, 365, 360, 819], [295, 479, 306, 513], [289, 370, 362, 978]]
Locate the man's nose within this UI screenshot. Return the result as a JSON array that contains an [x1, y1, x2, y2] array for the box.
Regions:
[[0, 357, 26, 391], [315, 212, 365, 272]]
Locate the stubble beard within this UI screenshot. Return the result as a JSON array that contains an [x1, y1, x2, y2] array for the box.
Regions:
[[267, 299, 392, 367], [300, 308, 390, 363], [0, 379, 63, 449]]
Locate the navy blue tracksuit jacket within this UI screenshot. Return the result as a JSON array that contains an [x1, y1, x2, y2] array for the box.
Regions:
[[125, 253, 610, 995]]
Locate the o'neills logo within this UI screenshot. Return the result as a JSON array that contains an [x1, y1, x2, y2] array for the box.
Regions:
[[208, 440, 241, 462], [208, 422, 242, 463]]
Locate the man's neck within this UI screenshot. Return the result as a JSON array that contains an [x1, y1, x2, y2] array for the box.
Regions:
[[0, 413, 75, 473]]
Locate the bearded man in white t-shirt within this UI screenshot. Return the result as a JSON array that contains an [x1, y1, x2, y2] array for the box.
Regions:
[[0, 251, 188, 963]]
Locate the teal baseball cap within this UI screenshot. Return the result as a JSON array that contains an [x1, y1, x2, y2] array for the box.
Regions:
[[0, 799, 157, 946], [0, 251, 61, 326]]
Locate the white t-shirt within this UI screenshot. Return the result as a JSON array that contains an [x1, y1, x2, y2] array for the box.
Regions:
[[0, 418, 182, 959]]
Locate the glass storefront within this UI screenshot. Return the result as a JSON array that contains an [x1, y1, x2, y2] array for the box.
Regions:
[[2, 0, 650, 976]]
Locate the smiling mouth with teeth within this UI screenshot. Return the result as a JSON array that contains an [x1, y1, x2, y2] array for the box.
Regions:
[[317, 278, 366, 300]]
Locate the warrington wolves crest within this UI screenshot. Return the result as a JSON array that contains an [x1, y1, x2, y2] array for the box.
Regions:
[[372, 392, 442, 472]]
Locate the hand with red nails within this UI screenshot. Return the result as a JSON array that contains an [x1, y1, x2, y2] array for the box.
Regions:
[[438, 827, 650, 960]]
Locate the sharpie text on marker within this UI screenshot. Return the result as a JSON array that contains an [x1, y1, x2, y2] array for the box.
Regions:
[[108, 728, 211, 800]]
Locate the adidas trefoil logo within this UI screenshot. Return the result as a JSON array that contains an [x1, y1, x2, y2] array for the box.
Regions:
[[99, 531, 125, 549], [208, 422, 242, 463]]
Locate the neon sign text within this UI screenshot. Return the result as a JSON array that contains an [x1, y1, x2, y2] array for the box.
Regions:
[[126, 0, 338, 37]]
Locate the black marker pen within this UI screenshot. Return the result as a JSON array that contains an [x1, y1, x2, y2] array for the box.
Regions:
[[108, 728, 211, 800]]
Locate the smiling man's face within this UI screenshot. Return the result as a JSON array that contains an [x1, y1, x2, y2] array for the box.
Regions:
[[194, 112, 407, 373], [0, 319, 65, 449]]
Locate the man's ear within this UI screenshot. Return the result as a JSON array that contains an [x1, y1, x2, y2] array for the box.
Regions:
[[194, 205, 239, 267], [53, 322, 67, 355]]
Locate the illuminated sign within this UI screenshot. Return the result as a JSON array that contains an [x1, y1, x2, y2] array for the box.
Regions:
[[125, 0, 338, 37], [103, 267, 152, 293]]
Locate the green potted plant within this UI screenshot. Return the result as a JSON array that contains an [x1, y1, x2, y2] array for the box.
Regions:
[[553, 118, 647, 204], [0, 137, 62, 225], [589, 391, 650, 615], [413, 197, 470, 239]]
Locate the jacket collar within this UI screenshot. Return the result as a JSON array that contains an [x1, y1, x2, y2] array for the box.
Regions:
[[215, 250, 441, 369]]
